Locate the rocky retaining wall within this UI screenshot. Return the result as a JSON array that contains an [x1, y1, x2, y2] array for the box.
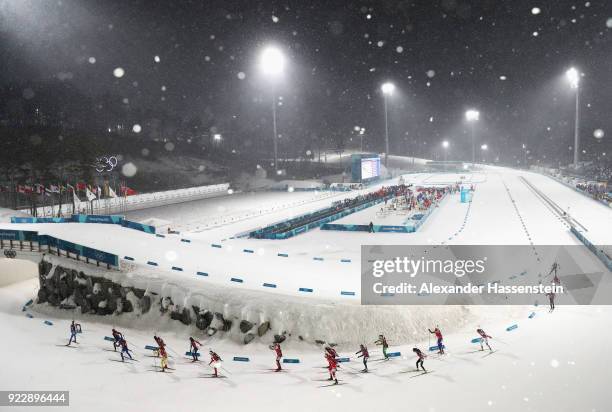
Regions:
[[36, 260, 284, 345]]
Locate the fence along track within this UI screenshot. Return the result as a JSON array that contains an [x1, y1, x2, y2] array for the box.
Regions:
[[519, 176, 588, 232]]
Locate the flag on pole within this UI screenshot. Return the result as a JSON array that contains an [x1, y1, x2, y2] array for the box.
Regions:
[[85, 187, 97, 201], [108, 187, 118, 198]]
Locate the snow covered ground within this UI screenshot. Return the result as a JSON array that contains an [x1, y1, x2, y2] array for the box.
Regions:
[[1, 164, 611, 411], [1, 277, 610, 412]]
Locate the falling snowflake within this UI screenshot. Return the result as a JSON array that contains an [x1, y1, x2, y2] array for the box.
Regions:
[[121, 162, 137, 177], [272, 15, 279, 23], [132, 124, 142, 133], [593, 129, 604, 139], [154, 55, 160, 63], [426, 70, 436, 78], [88, 57, 96, 64], [113, 67, 125, 78], [499, 75, 507, 80], [396, 46, 403, 53], [531, 7, 541, 15], [237, 72, 246, 80], [607, 18, 612, 28], [377, 41, 384, 47]]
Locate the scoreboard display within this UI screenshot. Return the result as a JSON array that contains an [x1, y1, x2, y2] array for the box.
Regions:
[[351, 154, 381, 183], [360, 157, 381, 180]]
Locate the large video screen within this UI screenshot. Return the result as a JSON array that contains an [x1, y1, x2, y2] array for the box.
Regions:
[[361, 157, 381, 180]]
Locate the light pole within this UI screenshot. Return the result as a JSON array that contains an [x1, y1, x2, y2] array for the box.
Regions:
[[566, 67, 580, 166], [359, 127, 365, 152], [381, 82, 395, 167], [442, 140, 449, 170], [465, 109, 480, 165], [480, 144, 488, 163], [259, 46, 286, 172]]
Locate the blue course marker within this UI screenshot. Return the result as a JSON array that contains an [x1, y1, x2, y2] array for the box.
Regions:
[[104, 336, 115, 342], [196, 272, 208, 277], [231, 277, 244, 283], [313, 257, 324, 261], [26, 313, 34, 319], [186, 351, 200, 357], [298, 287, 313, 293], [528, 312, 536, 319], [155, 234, 165, 238], [471, 337, 483, 344], [211, 244, 222, 248], [277, 253, 289, 257], [124, 256, 134, 261], [180, 239, 191, 243], [44, 320, 53, 326], [429, 345, 445, 352], [263, 283, 277, 288], [145, 345, 159, 351], [171, 266, 183, 271], [340, 259, 351, 263], [341, 291, 356, 296], [147, 261, 158, 266], [283, 358, 300, 364], [233, 357, 250, 362], [243, 249, 254, 253], [506, 324, 518, 332], [337, 357, 350, 363], [24, 299, 33, 307], [387, 352, 401, 358]]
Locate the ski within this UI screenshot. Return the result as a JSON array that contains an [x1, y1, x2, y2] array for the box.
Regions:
[[318, 382, 346, 388]]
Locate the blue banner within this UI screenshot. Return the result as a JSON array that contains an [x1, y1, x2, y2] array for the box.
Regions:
[[121, 220, 156, 234], [72, 214, 124, 224]]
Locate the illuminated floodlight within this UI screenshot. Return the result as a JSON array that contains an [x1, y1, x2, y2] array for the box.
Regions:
[[566, 67, 579, 89], [381, 82, 395, 96], [481, 144, 488, 150], [259, 46, 285, 76], [465, 109, 480, 122], [442, 140, 449, 148]]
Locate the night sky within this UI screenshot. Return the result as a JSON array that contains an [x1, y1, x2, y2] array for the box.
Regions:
[[1, 0, 611, 164]]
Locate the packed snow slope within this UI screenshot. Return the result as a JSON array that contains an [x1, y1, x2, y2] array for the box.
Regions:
[[1, 278, 610, 412]]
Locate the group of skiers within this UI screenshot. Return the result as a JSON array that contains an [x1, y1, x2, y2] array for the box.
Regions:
[[64, 323, 495, 382]]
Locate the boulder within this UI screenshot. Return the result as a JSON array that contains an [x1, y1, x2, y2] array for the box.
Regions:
[[257, 321, 271, 337], [240, 320, 254, 334], [243, 333, 255, 345], [139, 296, 152, 314]]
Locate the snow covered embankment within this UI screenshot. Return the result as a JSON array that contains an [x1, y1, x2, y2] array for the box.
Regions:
[[34, 254, 472, 347]]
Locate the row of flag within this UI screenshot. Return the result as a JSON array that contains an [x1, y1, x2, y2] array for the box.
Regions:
[[0, 183, 137, 199]]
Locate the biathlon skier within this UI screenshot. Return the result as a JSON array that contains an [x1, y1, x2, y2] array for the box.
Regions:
[[66, 320, 80, 346], [413, 347, 427, 372], [189, 337, 202, 362], [271, 343, 283, 372], [209, 350, 222, 377], [356, 344, 369, 372], [374, 334, 390, 359], [476, 328, 493, 351], [111, 328, 123, 351], [428, 326, 445, 354], [325, 351, 339, 384]]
